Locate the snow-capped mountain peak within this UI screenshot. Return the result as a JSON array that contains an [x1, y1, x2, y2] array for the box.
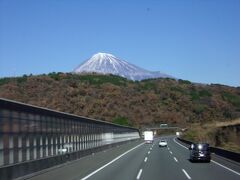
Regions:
[[92, 52, 116, 59], [73, 53, 172, 81]]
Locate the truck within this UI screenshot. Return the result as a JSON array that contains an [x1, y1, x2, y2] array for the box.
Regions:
[[176, 131, 182, 137], [144, 131, 154, 143]]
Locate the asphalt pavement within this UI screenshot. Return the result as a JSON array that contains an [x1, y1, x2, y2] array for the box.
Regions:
[[25, 136, 240, 180]]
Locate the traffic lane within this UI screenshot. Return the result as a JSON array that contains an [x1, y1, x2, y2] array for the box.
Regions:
[[83, 142, 150, 180], [27, 140, 144, 180], [211, 153, 240, 174], [172, 137, 240, 178], [173, 136, 240, 169], [141, 141, 187, 180], [169, 137, 240, 180], [170, 137, 239, 180]]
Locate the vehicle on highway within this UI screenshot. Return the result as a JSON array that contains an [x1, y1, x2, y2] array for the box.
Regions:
[[189, 143, 211, 162], [144, 131, 154, 143], [159, 140, 167, 147]]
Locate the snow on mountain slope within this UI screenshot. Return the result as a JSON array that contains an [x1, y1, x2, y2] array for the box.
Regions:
[[73, 53, 172, 81]]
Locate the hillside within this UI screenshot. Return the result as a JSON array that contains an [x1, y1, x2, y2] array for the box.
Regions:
[[182, 119, 240, 152], [0, 73, 240, 128]]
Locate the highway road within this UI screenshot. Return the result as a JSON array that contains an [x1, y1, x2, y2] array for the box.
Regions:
[[26, 136, 240, 180]]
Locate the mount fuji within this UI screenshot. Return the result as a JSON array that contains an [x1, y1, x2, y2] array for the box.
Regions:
[[73, 53, 172, 81]]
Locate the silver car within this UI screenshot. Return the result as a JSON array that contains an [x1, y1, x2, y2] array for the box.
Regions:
[[159, 140, 167, 147]]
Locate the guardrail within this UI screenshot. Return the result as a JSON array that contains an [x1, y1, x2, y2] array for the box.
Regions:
[[0, 98, 140, 179], [177, 138, 240, 163]]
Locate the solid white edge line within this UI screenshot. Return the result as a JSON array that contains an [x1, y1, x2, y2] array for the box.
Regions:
[[182, 169, 191, 179], [174, 157, 178, 162], [173, 138, 188, 149], [144, 157, 148, 162], [173, 137, 240, 176], [81, 142, 145, 180], [211, 160, 240, 176], [136, 169, 143, 179]]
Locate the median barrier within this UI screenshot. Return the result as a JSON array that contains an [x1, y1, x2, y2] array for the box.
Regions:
[[210, 146, 240, 163], [177, 138, 240, 163]]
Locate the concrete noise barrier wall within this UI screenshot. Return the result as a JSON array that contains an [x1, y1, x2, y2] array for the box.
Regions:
[[0, 98, 140, 179]]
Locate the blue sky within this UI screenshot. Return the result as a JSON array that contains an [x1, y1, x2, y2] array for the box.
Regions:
[[0, 0, 239, 87]]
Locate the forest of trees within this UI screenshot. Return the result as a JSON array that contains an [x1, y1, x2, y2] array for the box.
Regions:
[[0, 72, 239, 128]]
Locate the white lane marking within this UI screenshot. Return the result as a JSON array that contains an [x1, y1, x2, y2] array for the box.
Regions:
[[150, 148, 152, 150], [173, 138, 188, 149], [148, 151, 150, 154], [167, 147, 170, 150], [173, 138, 240, 176], [136, 169, 143, 179], [169, 151, 173, 154], [211, 160, 240, 176], [144, 157, 148, 162], [81, 142, 145, 180], [182, 169, 191, 179], [174, 157, 178, 162]]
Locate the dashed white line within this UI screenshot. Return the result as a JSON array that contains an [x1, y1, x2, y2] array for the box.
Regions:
[[136, 169, 143, 179], [174, 157, 178, 162], [182, 169, 191, 179], [150, 148, 152, 150], [144, 157, 148, 162], [81, 142, 144, 180], [169, 151, 173, 154], [148, 151, 150, 154]]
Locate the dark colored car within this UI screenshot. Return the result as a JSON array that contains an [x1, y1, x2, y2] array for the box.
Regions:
[[189, 143, 211, 162]]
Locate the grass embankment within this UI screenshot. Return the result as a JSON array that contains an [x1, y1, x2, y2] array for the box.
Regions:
[[182, 118, 240, 153]]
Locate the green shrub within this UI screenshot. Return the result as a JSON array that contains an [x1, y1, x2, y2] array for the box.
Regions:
[[223, 110, 232, 118], [112, 116, 131, 126], [190, 90, 200, 101], [141, 81, 156, 90], [199, 90, 212, 97], [0, 78, 11, 86], [222, 92, 240, 108], [182, 130, 198, 142], [16, 76, 27, 84], [189, 89, 212, 101], [170, 86, 184, 93], [193, 104, 205, 114], [78, 74, 127, 86], [48, 72, 60, 81], [179, 79, 191, 84]]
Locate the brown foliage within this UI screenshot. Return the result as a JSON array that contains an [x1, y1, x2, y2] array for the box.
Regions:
[[0, 73, 239, 128]]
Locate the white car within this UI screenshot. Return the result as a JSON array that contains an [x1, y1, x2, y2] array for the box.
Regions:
[[159, 140, 167, 147]]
